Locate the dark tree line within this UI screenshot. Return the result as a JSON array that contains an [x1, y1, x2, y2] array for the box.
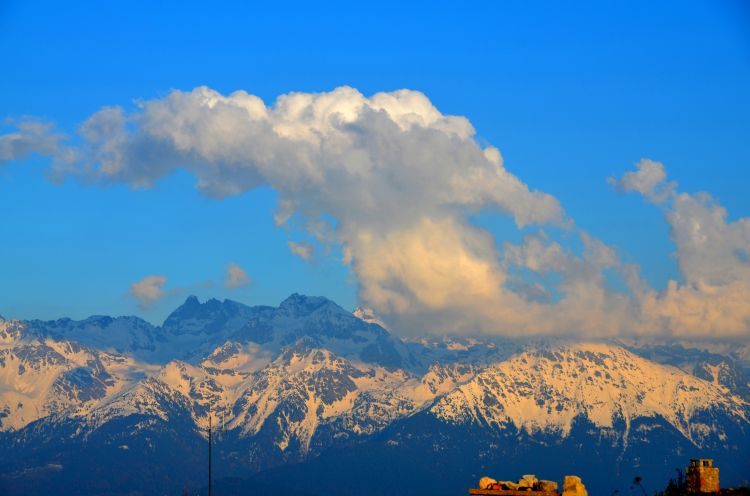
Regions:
[[654, 469, 688, 496]]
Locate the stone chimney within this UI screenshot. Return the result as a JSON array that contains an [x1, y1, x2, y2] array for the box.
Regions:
[[686, 459, 720, 493]]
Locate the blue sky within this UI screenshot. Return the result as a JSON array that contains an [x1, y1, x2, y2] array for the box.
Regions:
[[1, 1, 749, 336]]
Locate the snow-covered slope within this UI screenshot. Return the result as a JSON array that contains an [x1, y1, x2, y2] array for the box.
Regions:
[[430, 343, 748, 447], [25, 315, 166, 359], [48, 335, 478, 462], [0, 319, 151, 431], [618, 338, 750, 400]]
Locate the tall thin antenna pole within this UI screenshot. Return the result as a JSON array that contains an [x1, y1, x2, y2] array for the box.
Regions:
[[208, 407, 212, 496]]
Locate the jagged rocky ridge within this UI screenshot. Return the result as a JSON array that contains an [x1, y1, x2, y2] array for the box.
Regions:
[[0, 295, 748, 496]]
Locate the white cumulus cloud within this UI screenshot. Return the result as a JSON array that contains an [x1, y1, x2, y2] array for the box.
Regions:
[[3, 87, 747, 339], [611, 161, 750, 339], [43, 86, 564, 334]]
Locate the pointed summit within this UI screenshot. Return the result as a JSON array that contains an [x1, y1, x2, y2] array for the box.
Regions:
[[162, 295, 253, 335], [184, 295, 200, 307], [162, 295, 203, 326]]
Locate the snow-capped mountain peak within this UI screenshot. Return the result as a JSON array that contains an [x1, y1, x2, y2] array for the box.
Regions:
[[2, 298, 749, 495]]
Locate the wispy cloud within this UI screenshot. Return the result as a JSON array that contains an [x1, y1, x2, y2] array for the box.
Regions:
[[224, 262, 250, 288], [288, 241, 314, 262], [0, 119, 64, 164]]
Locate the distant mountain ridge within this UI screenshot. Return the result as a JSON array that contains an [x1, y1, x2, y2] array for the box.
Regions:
[[0, 295, 748, 496]]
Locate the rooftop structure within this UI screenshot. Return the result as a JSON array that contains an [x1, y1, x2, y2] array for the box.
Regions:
[[687, 459, 720, 493]]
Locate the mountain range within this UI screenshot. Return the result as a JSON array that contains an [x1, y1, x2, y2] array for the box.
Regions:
[[1, 294, 748, 495]]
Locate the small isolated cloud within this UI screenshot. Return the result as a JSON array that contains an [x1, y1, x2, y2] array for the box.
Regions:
[[609, 159, 676, 203], [224, 262, 250, 288], [130, 275, 167, 310], [288, 241, 314, 261]]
